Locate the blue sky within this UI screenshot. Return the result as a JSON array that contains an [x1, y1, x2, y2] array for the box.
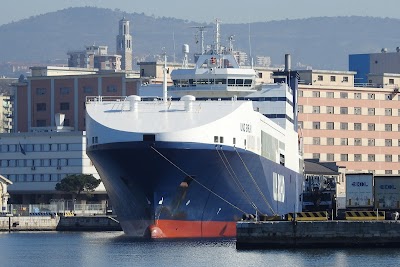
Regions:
[[1, 0, 399, 26]]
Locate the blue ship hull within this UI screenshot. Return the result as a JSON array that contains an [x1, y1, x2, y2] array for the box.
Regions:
[[87, 141, 302, 238]]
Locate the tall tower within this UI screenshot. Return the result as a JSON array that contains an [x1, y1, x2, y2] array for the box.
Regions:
[[116, 18, 133, 71]]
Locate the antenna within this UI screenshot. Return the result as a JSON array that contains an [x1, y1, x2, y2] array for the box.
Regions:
[[172, 31, 176, 63], [215, 19, 221, 54], [248, 21, 252, 66], [162, 48, 168, 103], [190, 25, 212, 54]]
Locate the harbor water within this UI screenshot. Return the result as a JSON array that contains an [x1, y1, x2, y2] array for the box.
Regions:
[[1, 232, 400, 267]]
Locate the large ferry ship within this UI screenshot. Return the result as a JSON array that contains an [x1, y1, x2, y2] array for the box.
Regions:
[[85, 21, 304, 238]]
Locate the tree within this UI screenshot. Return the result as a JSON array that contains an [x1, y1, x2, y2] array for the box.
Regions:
[[55, 174, 101, 198]]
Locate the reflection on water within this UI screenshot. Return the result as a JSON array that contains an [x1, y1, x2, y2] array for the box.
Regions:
[[0, 232, 399, 267]]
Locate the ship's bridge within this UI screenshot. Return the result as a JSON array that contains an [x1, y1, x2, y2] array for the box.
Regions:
[[170, 54, 258, 93]]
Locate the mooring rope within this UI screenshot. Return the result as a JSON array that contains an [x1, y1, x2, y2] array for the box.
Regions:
[[150, 146, 247, 214], [234, 147, 276, 215]]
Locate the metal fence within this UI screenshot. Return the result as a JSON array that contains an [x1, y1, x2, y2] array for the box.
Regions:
[[5, 202, 108, 216]]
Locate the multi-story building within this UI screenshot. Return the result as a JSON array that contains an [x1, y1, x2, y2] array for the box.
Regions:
[[297, 69, 399, 175], [0, 95, 13, 133], [0, 126, 107, 204], [12, 66, 139, 132], [256, 56, 271, 67], [349, 48, 400, 84], [68, 45, 122, 71]]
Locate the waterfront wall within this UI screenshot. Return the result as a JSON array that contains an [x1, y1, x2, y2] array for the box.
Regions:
[[237, 221, 400, 248], [0, 216, 59, 231], [56, 216, 122, 231], [0, 215, 121, 231]]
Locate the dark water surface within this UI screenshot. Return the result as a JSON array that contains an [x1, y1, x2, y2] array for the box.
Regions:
[[0, 231, 399, 267]]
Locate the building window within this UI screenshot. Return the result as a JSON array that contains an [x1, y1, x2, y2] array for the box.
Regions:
[[313, 137, 320, 145], [327, 153, 334, 161], [36, 88, 46, 95], [343, 76, 349, 82], [60, 87, 70, 95], [326, 92, 334, 98], [368, 154, 375, 162], [385, 94, 392, 100], [368, 108, 375, 115], [36, 120, 46, 127], [354, 123, 362, 131], [298, 90, 303, 97], [389, 78, 395, 85], [385, 155, 392, 162], [298, 121, 303, 129], [385, 108, 392, 116], [60, 102, 70, 111], [385, 124, 392, 131], [317, 75, 323, 81], [83, 86, 93, 93], [368, 139, 375, 146], [368, 93, 375, 100], [326, 122, 334, 130], [354, 93, 361, 99], [330, 76, 336, 82], [312, 106, 320, 113], [312, 91, 320, 98], [326, 106, 334, 114], [398, 109, 400, 116], [340, 107, 348, 114], [327, 138, 334, 145], [340, 122, 348, 130], [36, 103, 46, 111], [312, 153, 320, 159], [368, 123, 375, 131], [341, 138, 348, 145], [298, 105, 303, 113], [354, 138, 362, 146], [385, 139, 392, 146], [107, 85, 117, 92], [340, 92, 348, 99], [341, 154, 348, 161], [214, 136, 218, 143], [64, 119, 70, 127], [354, 154, 362, 162], [354, 107, 361, 115], [385, 170, 393, 174], [312, 122, 320, 129]]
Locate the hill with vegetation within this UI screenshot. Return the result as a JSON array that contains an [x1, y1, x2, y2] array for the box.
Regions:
[[1, 7, 400, 70]]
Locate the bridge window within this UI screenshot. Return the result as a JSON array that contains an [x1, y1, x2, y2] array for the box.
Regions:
[[244, 79, 252, 86]]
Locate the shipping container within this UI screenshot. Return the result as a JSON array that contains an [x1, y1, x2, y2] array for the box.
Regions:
[[345, 173, 374, 209], [374, 176, 400, 210]]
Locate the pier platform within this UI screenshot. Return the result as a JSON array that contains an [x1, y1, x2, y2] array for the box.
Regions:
[[236, 220, 400, 249]]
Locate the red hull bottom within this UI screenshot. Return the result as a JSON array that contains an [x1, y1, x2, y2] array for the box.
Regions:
[[149, 220, 237, 238]]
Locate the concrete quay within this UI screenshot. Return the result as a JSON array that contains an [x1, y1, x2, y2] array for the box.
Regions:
[[0, 215, 122, 232], [236, 220, 400, 249]]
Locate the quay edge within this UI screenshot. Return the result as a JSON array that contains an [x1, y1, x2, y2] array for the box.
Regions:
[[236, 220, 400, 249], [0, 215, 122, 232]]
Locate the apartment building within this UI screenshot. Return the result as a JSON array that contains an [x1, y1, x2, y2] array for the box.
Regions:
[[297, 69, 399, 175], [12, 66, 139, 132]]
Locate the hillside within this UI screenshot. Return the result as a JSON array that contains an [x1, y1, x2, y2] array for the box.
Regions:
[[1, 7, 400, 70]]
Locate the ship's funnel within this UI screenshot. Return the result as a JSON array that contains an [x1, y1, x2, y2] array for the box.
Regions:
[[55, 113, 65, 127], [285, 54, 291, 72]]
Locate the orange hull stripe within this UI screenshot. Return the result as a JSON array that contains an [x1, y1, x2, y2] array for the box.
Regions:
[[154, 220, 236, 238]]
